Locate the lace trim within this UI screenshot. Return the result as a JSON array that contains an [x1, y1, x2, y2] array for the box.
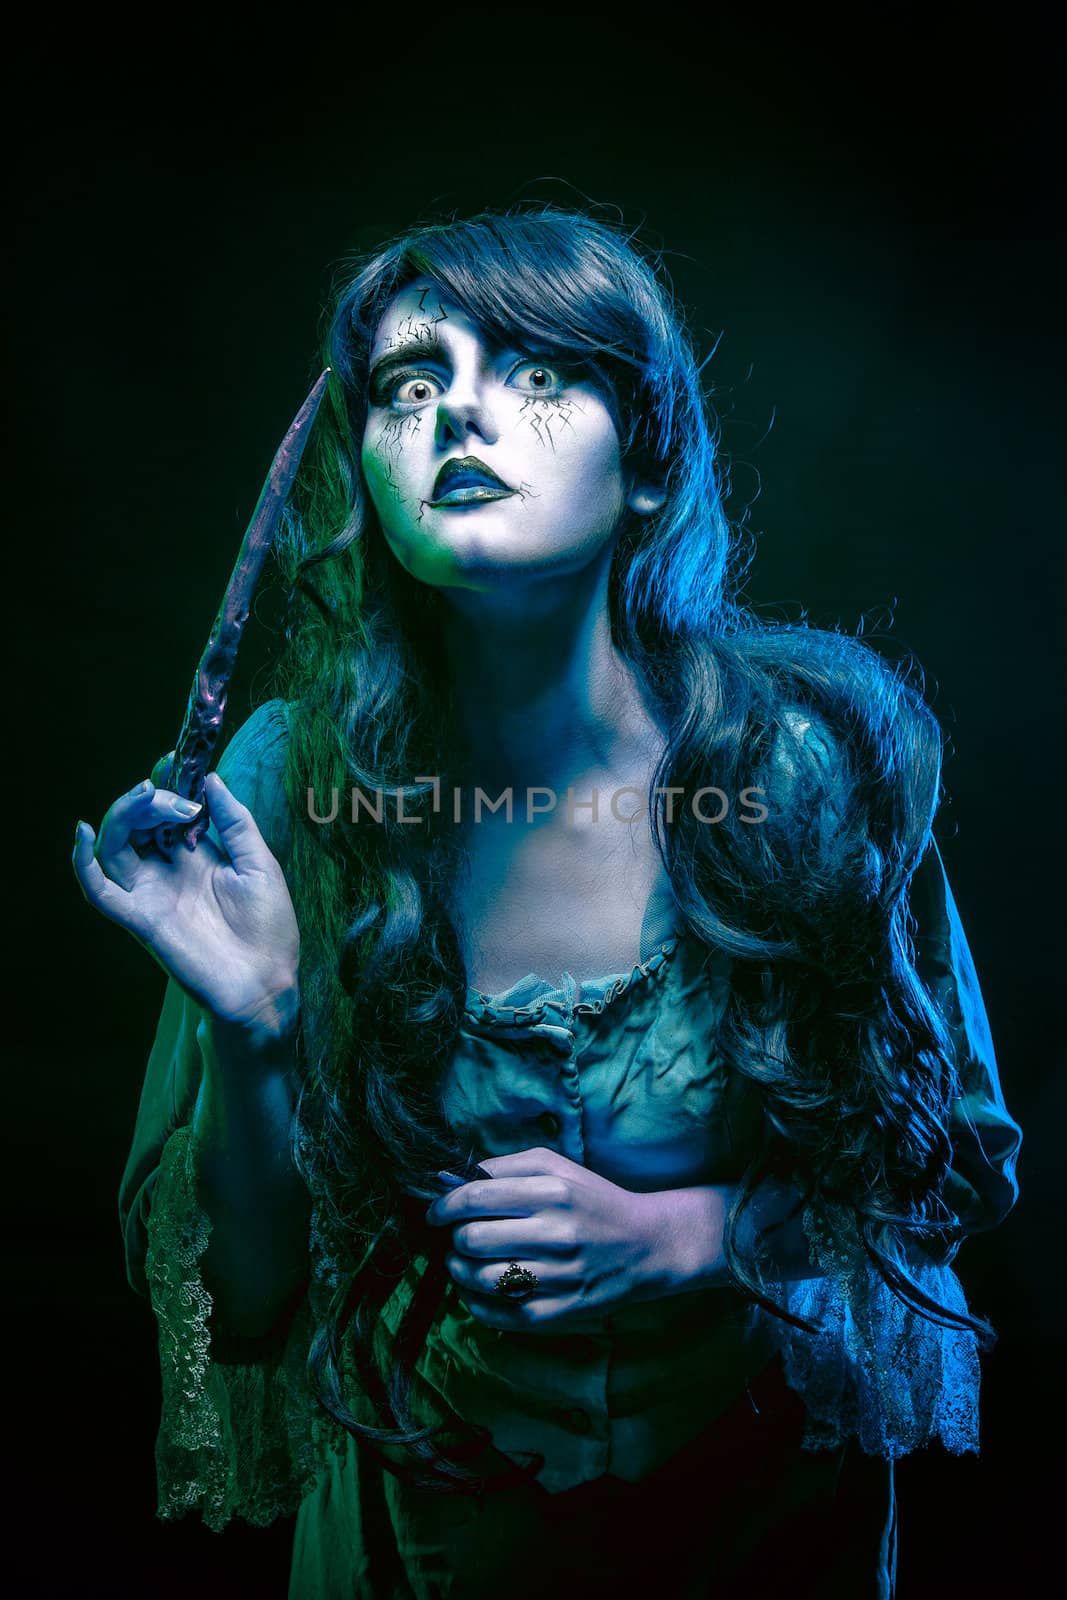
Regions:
[[144, 1125, 344, 1530], [749, 1203, 982, 1459]]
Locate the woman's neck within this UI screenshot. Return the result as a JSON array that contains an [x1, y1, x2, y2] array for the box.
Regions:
[[438, 545, 664, 796]]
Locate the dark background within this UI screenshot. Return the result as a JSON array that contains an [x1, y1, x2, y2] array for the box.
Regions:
[[10, 8, 1064, 1595]]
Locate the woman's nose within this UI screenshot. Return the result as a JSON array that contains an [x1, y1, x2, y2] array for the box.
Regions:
[[433, 383, 499, 449]]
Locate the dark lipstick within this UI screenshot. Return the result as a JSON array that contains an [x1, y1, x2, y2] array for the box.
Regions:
[[429, 456, 516, 507]]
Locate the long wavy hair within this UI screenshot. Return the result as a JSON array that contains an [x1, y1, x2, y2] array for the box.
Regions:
[[267, 205, 989, 1491]]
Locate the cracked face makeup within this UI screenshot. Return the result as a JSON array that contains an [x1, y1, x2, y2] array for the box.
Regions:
[[360, 278, 638, 594]]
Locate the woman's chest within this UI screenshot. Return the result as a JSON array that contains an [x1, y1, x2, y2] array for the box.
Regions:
[[447, 809, 677, 997]]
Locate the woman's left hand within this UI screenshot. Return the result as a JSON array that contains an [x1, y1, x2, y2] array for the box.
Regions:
[[425, 1147, 727, 1331]]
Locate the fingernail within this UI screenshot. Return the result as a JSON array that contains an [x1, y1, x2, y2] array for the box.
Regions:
[[135, 779, 152, 796], [172, 798, 201, 816]]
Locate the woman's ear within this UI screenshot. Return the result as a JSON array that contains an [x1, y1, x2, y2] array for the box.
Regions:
[[626, 480, 667, 516]]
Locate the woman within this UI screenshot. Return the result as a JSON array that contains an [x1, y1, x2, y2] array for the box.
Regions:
[[74, 207, 1021, 1598]]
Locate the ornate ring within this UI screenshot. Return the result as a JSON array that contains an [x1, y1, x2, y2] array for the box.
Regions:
[[495, 1262, 540, 1300]]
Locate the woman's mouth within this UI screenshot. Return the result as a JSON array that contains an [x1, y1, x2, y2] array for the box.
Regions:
[[428, 456, 516, 508], [429, 484, 517, 507]]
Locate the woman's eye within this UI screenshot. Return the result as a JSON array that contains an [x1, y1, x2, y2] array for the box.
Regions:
[[509, 362, 565, 395], [391, 374, 443, 405]]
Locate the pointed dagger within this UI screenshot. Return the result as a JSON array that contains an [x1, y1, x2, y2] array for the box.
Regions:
[[154, 367, 331, 853]]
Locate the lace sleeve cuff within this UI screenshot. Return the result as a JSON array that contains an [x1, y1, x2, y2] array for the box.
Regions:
[[144, 1124, 340, 1529], [748, 1204, 982, 1460]]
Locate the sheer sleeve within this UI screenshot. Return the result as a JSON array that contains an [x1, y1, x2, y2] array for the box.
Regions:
[[753, 834, 1023, 1459], [117, 699, 345, 1528]]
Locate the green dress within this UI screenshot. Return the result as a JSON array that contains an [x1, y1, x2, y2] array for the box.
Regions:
[[119, 700, 1022, 1599]]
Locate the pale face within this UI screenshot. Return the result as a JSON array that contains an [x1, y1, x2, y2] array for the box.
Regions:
[[360, 278, 658, 594]]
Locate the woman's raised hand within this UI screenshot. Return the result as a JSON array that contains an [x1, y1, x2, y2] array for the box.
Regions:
[[72, 767, 300, 1036]]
